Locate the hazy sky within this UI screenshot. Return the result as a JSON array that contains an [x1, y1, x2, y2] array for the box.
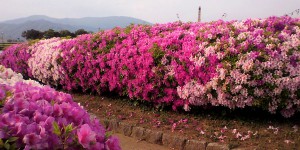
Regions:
[[0, 0, 299, 23]]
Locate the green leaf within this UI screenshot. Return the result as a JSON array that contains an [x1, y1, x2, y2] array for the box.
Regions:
[[65, 124, 74, 134], [7, 137, 18, 142], [133, 101, 138, 106], [50, 100, 55, 106], [6, 91, 12, 98], [10, 143, 17, 150], [105, 131, 113, 139], [0, 139, 3, 147], [53, 121, 61, 136], [4, 143, 10, 150]]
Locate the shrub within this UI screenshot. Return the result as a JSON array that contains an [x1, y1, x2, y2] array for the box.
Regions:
[[0, 43, 31, 78], [0, 65, 121, 150], [28, 38, 68, 86], [1, 16, 300, 117]]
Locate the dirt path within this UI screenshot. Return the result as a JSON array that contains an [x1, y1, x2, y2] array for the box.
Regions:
[[73, 94, 300, 149], [114, 133, 170, 150]]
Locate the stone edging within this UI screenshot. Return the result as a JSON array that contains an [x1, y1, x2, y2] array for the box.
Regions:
[[101, 119, 239, 150], [88, 111, 256, 150]]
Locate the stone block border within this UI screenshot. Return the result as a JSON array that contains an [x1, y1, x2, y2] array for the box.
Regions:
[[101, 118, 256, 150]]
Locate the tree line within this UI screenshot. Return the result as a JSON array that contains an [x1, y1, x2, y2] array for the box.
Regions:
[[22, 29, 90, 40]]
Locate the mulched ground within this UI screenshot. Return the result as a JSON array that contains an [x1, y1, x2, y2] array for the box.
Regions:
[[72, 92, 300, 149]]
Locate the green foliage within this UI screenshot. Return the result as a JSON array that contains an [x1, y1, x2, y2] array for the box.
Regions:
[[222, 54, 239, 68], [178, 33, 185, 40], [253, 97, 269, 109], [280, 89, 290, 99], [264, 82, 276, 90], [0, 91, 12, 107], [22, 29, 43, 40], [52, 121, 77, 149], [0, 137, 18, 150], [50, 100, 55, 106], [53, 121, 61, 136], [22, 29, 89, 40], [112, 27, 122, 35], [124, 24, 134, 34], [59, 30, 75, 38], [56, 57, 63, 65], [103, 40, 115, 54], [105, 131, 113, 139], [74, 29, 88, 36], [65, 124, 74, 135], [28, 39, 41, 46], [149, 43, 165, 66], [43, 29, 60, 39]]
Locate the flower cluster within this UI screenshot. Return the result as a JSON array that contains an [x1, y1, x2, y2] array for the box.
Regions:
[[28, 38, 68, 86], [0, 66, 121, 150], [1, 16, 300, 117], [0, 65, 41, 87]]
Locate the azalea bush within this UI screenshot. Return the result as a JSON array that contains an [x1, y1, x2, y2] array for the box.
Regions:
[[28, 38, 68, 86], [0, 65, 121, 150], [1, 16, 300, 117], [0, 43, 31, 77], [176, 17, 300, 117], [0, 65, 41, 87], [58, 32, 121, 93]]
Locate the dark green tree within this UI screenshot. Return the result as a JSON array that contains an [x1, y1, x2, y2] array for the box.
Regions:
[[59, 30, 75, 38], [43, 29, 60, 39], [74, 29, 88, 36], [21, 29, 43, 40]]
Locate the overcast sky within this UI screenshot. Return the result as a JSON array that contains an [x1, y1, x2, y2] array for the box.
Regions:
[[0, 0, 299, 23]]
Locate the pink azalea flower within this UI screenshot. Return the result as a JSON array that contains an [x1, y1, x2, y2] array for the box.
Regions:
[[171, 123, 177, 132], [23, 133, 42, 148], [77, 124, 96, 149], [105, 136, 121, 150], [0, 88, 5, 100]]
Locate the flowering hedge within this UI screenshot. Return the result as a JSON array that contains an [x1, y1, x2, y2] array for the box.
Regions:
[[0, 65, 121, 150], [0, 43, 31, 77], [28, 38, 68, 86], [1, 16, 300, 117]]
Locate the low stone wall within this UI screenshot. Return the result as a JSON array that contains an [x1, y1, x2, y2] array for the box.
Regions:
[[101, 118, 243, 150]]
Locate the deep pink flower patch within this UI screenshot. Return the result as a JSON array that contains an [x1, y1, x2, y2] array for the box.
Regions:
[[77, 124, 97, 149]]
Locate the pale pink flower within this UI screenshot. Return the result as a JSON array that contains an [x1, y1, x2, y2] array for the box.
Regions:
[[232, 129, 237, 134]]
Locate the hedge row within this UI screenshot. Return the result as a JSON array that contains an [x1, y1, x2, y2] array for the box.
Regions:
[[1, 16, 300, 117]]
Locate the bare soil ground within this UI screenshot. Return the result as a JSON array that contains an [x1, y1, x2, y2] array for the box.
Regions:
[[114, 133, 169, 150], [72, 92, 300, 150]]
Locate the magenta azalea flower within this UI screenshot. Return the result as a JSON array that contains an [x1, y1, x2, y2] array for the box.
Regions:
[[105, 136, 121, 150], [23, 133, 42, 149], [77, 124, 96, 149], [0, 88, 5, 100]]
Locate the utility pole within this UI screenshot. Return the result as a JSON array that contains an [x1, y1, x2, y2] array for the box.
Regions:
[[222, 13, 227, 19], [176, 13, 181, 21], [198, 6, 201, 22]]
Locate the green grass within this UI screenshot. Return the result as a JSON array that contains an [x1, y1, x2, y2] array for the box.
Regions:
[[0, 43, 19, 51]]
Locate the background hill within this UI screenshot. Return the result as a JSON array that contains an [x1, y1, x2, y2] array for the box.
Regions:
[[0, 15, 152, 41]]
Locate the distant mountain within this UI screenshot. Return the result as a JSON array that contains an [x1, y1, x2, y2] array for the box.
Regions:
[[0, 15, 152, 40]]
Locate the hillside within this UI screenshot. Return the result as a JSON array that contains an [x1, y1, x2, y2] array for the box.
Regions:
[[0, 15, 152, 40]]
